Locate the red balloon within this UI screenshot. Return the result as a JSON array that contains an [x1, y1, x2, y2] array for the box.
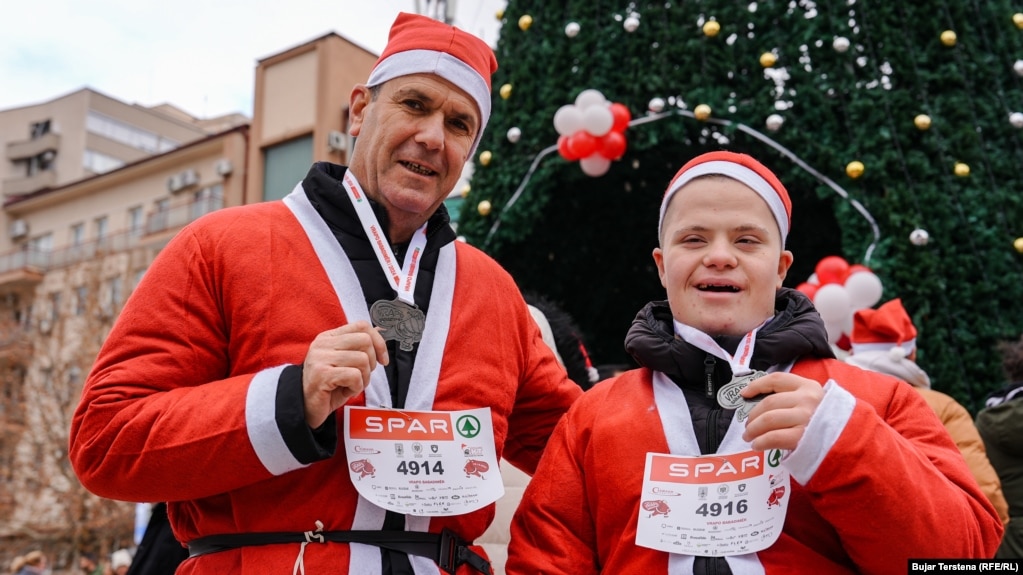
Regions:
[[557, 135, 580, 161], [567, 131, 598, 159], [815, 255, 850, 285], [835, 333, 852, 352], [796, 281, 819, 301], [846, 264, 871, 279], [598, 131, 627, 160], [610, 103, 632, 133]]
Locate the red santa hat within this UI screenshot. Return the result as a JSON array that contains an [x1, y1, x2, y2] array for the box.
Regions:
[[659, 151, 792, 244], [367, 12, 498, 157], [850, 298, 918, 357]]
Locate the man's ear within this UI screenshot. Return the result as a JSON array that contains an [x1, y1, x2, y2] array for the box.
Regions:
[[348, 85, 371, 137], [653, 247, 668, 290]]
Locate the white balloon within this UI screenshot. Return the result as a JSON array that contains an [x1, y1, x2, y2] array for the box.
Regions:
[[553, 105, 584, 136], [579, 153, 611, 177], [575, 89, 607, 110], [807, 273, 819, 285], [844, 271, 883, 310], [813, 283, 852, 323], [824, 314, 854, 344], [582, 105, 614, 137]]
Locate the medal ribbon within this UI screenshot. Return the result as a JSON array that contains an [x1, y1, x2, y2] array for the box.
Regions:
[[342, 171, 427, 305], [673, 319, 770, 376]]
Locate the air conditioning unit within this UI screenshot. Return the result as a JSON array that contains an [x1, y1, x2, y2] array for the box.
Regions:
[[214, 158, 233, 177], [167, 169, 200, 193], [9, 219, 28, 239], [327, 130, 348, 153]]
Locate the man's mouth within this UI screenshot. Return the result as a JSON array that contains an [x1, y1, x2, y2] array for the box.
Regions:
[[697, 283, 741, 293], [400, 161, 436, 176]]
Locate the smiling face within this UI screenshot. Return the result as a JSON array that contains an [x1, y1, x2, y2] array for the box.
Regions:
[[347, 73, 480, 243], [653, 175, 793, 336]]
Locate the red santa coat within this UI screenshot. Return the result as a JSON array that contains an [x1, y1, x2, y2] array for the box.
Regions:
[[69, 187, 582, 574], [508, 359, 1003, 574]]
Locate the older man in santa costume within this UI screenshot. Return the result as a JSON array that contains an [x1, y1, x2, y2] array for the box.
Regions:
[[70, 13, 582, 575], [507, 151, 1002, 574]]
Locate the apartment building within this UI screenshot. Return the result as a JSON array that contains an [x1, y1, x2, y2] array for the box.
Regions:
[[0, 31, 377, 563]]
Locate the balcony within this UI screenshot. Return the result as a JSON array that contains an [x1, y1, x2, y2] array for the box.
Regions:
[[3, 169, 57, 197], [0, 189, 225, 285], [6, 132, 60, 162], [0, 323, 32, 369]]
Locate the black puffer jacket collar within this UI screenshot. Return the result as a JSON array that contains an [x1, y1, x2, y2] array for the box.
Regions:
[[625, 288, 834, 391]]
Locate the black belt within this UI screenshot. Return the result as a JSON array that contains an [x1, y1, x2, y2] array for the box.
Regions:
[[187, 528, 492, 575]]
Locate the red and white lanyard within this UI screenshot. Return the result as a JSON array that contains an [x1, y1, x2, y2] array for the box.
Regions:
[[673, 319, 770, 376], [341, 171, 428, 306]]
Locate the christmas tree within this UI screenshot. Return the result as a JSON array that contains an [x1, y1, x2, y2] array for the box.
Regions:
[[458, 0, 1023, 412]]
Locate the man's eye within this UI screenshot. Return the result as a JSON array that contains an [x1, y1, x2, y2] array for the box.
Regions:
[[403, 100, 425, 110]]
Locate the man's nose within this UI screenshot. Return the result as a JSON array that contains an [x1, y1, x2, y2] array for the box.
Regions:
[[702, 239, 738, 267], [414, 112, 445, 150]]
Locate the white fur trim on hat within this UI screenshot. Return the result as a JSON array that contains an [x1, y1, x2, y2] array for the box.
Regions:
[[659, 160, 790, 242], [367, 50, 491, 157]]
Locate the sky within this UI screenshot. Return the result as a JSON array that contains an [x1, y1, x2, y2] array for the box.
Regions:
[[0, 0, 506, 119]]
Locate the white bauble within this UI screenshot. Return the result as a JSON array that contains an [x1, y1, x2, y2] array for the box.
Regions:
[[1011, 112, 1023, 128], [909, 228, 930, 246], [624, 16, 640, 32], [648, 97, 666, 113], [506, 127, 522, 143], [833, 36, 850, 53], [766, 114, 784, 131], [565, 22, 581, 37]]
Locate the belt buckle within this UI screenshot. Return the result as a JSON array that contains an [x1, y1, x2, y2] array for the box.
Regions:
[[437, 528, 459, 574]]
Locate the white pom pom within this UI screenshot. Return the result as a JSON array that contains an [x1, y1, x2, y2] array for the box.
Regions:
[[888, 346, 908, 361]]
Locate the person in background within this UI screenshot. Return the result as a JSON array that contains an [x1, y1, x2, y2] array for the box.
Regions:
[[68, 11, 582, 575], [78, 552, 108, 575], [109, 550, 131, 575], [976, 334, 1023, 558], [124, 502, 188, 575], [507, 151, 1003, 574], [479, 293, 598, 574], [10, 551, 46, 575], [846, 298, 1009, 525]]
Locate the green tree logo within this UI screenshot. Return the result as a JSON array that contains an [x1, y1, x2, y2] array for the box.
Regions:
[[456, 415, 481, 438]]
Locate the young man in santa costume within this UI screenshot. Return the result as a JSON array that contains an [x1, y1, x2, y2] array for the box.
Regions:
[[69, 13, 582, 575], [507, 151, 1003, 574]]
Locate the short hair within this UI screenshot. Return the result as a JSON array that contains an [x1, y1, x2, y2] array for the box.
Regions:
[[997, 334, 1023, 383]]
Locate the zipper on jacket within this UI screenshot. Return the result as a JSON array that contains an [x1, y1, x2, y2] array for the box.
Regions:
[[704, 354, 716, 398]]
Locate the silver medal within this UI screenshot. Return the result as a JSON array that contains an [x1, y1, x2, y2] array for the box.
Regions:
[[716, 370, 768, 422], [370, 298, 425, 351]]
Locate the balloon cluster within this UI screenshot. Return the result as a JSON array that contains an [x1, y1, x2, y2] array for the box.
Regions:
[[554, 89, 631, 177], [795, 255, 884, 350]]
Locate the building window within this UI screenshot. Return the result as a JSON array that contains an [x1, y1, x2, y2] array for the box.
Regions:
[[150, 198, 169, 233], [49, 292, 61, 323], [95, 216, 108, 242], [30, 120, 51, 138], [83, 149, 125, 174], [70, 223, 84, 246], [86, 111, 178, 154], [128, 206, 144, 236], [28, 233, 53, 253], [191, 184, 223, 221], [75, 286, 88, 316], [263, 136, 312, 201]]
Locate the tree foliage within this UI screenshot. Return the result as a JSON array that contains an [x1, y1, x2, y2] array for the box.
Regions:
[[459, 0, 1023, 412]]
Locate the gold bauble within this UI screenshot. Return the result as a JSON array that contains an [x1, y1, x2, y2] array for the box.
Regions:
[[940, 30, 957, 46], [914, 114, 932, 130], [954, 162, 970, 177], [1013, 13, 1023, 29], [519, 14, 533, 31], [759, 52, 777, 68], [477, 200, 492, 216], [496, 9, 504, 20], [1014, 237, 1023, 253], [499, 83, 513, 100], [694, 104, 712, 121], [479, 150, 492, 166], [460, 184, 471, 198], [703, 20, 721, 37], [846, 160, 865, 179]]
